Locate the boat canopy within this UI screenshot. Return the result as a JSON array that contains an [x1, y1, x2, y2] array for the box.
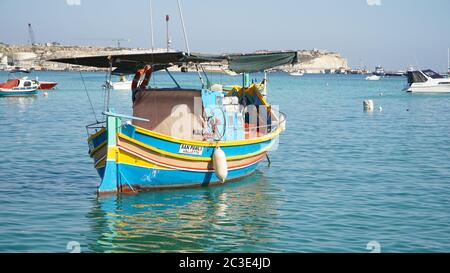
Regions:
[[407, 71, 427, 84], [48, 51, 298, 74], [9, 69, 30, 74], [422, 69, 444, 79]]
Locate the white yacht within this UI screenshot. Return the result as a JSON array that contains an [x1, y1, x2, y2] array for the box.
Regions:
[[103, 75, 132, 90], [373, 66, 385, 76], [289, 71, 304, 76], [404, 69, 450, 93], [365, 75, 381, 81]]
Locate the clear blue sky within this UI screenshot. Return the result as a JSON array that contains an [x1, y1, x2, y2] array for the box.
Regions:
[[1, 0, 449, 70]]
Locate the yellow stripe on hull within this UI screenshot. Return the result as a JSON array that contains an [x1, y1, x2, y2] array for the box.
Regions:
[[90, 141, 107, 157], [95, 157, 106, 168], [134, 125, 282, 147], [117, 136, 266, 171], [87, 127, 106, 142], [117, 133, 274, 162]]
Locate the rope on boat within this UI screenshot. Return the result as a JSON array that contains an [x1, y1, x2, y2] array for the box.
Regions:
[[265, 153, 272, 166], [75, 57, 99, 123], [105, 56, 113, 111], [119, 170, 137, 193], [176, 0, 190, 55]]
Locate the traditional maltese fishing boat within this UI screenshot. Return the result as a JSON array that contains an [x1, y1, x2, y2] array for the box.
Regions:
[[51, 51, 295, 194]]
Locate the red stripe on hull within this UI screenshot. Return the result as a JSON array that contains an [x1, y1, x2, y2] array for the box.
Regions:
[[117, 144, 264, 172]]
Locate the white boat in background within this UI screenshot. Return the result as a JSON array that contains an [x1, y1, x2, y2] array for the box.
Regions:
[[405, 69, 450, 93], [365, 75, 381, 81], [104, 75, 132, 90], [373, 66, 385, 76], [289, 71, 304, 76], [0, 77, 39, 97], [222, 69, 238, 76]]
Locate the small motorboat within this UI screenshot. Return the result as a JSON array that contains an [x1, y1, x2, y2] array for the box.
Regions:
[[289, 71, 304, 76], [0, 78, 39, 97], [365, 75, 381, 81], [404, 69, 450, 93], [104, 75, 132, 90], [37, 81, 58, 90]]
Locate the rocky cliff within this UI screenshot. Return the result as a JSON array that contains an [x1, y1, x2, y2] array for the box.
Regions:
[[282, 49, 349, 73]]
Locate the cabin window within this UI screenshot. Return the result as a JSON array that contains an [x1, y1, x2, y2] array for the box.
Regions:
[[24, 81, 31, 87], [407, 72, 428, 84], [422, 70, 444, 79]]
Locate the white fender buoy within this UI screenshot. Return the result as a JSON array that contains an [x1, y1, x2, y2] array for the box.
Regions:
[[43, 92, 49, 96], [363, 100, 374, 112], [213, 146, 228, 183]]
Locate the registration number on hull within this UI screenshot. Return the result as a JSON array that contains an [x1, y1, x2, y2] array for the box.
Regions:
[[179, 144, 204, 156]]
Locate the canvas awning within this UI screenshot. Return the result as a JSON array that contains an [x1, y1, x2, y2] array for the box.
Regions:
[[227, 52, 298, 73], [48, 51, 298, 74]]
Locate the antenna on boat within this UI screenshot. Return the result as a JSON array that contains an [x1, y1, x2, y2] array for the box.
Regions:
[[262, 71, 268, 97], [166, 15, 171, 52], [176, 0, 191, 55], [445, 48, 449, 75], [149, 0, 155, 52]]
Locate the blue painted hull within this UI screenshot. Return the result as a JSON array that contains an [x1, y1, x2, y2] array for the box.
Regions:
[[100, 162, 259, 192], [0, 90, 38, 97]]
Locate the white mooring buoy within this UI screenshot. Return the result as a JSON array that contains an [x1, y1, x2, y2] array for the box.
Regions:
[[363, 100, 374, 112], [213, 146, 228, 183], [43, 92, 49, 97]]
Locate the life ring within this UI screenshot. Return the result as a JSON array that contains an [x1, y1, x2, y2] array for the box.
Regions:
[[131, 65, 152, 91]]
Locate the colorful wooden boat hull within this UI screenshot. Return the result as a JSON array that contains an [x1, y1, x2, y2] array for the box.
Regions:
[[88, 116, 282, 194], [95, 161, 260, 192]]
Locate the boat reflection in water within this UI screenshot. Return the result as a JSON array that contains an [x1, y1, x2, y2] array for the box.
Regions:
[[85, 171, 280, 252], [1, 96, 37, 114]]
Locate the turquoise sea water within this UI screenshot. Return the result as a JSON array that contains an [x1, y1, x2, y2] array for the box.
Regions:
[[0, 71, 449, 253]]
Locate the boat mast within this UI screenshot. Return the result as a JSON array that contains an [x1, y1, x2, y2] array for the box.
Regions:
[[448, 48, 449, 76], [150, 0, 155, 52]]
